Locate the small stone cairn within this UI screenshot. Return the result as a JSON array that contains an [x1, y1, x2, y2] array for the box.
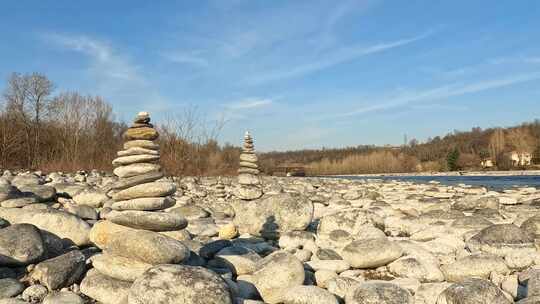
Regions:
[[88, 112, 190, 284], [233, 131, 263, 200]]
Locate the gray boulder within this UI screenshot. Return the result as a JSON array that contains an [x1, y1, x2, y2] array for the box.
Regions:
[[91, 253, 152, 282], [80, 269, 130, 304], [0, 208, 91, 246], [441, 254, 509, 282], [345, 282, 413, 304], [251, 251, 305, 304], [436, 278, 511, 304], [107, 229, 189, 264], [43, 291, 85, 304], [233, 193, 313, 239], [0, 224, 45, 266], [0, 278, 24, 298], [128, 265, 233, 304], [342, 238, 403, 268], [281, 285, 339, 304], [30, 250, 86, 290]]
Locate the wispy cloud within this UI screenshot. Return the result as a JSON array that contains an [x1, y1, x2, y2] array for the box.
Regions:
[[162, 51, 209, 67], [336, 71, 540, 117], [41, 32, 176, 116], [43, 33, 144, 83], [225, 98, 273, 109], [245, 32, 432, 85]]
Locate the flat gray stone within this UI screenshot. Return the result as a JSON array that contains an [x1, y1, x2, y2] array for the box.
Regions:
[[111, 197, 175, 211], [105, 210, 187, 231], [0, 278, 24, 298], [112, 182, 176, 201], [113, 163, 161, 179]]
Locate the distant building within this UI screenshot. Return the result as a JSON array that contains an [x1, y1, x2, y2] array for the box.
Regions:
[[272, 164, 306, 177], [481, 159, 494, 168], [509, 151, 532, 166]]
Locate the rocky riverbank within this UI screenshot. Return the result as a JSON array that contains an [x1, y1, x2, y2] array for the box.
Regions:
[[0, 172, 539, 303], [332, 170, 540, 177], [1, 113, 540, 304]]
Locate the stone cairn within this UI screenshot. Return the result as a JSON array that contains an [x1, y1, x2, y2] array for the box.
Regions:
[[233, 131, 263, 200], [88, 112, 190, 284]]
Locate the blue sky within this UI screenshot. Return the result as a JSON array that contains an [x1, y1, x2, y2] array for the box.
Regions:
[[1, 1, 540, 151]]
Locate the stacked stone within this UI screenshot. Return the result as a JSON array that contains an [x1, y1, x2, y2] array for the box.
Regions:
[[84, 112, 190, 293], [215, 178, 226, 200], [234, 131, 263, 200]]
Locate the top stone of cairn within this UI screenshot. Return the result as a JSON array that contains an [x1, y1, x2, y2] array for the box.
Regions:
[[124, 112, 158, 141]]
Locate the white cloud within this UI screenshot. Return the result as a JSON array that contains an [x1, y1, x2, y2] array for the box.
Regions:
[[337, 71, 540, 117], [225, 98, 273, 109], [245, 32, 432, 85], [43, 33, 144, 83], [162, 51, 209, 67]]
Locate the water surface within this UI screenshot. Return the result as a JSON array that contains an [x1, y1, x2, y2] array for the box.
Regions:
[[330, 175, 540, 191]]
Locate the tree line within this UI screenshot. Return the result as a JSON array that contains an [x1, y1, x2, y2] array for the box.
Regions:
[[0, 72, 239, 175], [259, 123, 540, 175], [1, 72, 539, 176]]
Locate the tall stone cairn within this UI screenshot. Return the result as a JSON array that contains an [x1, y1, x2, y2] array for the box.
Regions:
[[233, 131, 263, 200], [86, 112, 190, 285]]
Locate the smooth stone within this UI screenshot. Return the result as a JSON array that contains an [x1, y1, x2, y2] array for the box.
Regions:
[[111, 197, 175, 211], [0, 185, 19, 202], [466, 224, 535, 255], [92, 253, 152, 282], [169, 205, 209, 220], [80, 269, 130, 304], [89, 220, 135, 249], [118, 147, 159, 157], [238, 168, 260, 175], [345, 282, 413, 304], [326, 277, 363, 299], [11, 175, 40, 187], [281, 286, 339, 304], [441, 254, 509, 282], [72, 190, 109, 208], [436, 278, 511, 304], [521, 215, 540, 238], [42, 291, 85, 304], [0, 300, 28, 304], [113, 163, 161, 178], [342, 238, 403, 269], [305, 260, 350, 273], [0, 278, 24, 298], [123, 127, 159, 141], [109, 171, 164, 191], [212, 246, 261, 275], [124, 140, 159, 151], [105, 210, 187, 231], [112, 154, 160, 167], [17, 185, 56, 202], [0, 224, 45, 266], [239, 162, 258, 169], [240, 154, 258, 163], [63, 203, 99, 220], [159, 229, 192, 242], [233, 185, 263, 200], [238, 174, 260, 186], [128, 265, 233, 304], [52, 183, 87, 198], [251, 251, 305, 304], [30, 250, 86, 290], [112, 182, 176, 201], [1, 197, 38, 208], [0, 208, 91, 246], [21, 284, 48, 302], [232, 193, 313, 239], [107, 229, 190, 264]]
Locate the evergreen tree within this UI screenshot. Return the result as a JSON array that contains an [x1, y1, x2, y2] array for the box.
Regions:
[[447, 148, 460, 171]]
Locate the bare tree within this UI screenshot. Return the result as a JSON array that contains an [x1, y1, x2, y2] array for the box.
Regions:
[[3, 72, 54, 167], [488, 128, 505, 164]]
